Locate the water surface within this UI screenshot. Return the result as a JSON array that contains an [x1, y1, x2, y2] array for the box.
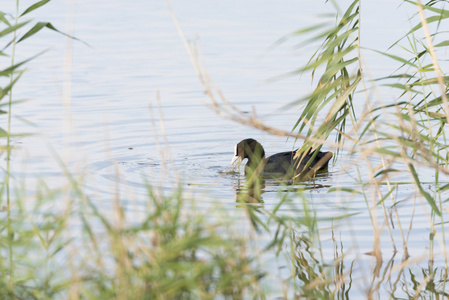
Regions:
[[3, 0, 448, 297]]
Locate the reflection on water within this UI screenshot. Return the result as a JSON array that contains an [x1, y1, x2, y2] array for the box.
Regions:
[[291, 233, 352, 298], [280, 228, 449, 299], [232, 169, 332, 203]]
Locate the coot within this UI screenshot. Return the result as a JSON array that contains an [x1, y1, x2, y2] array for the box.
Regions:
[[229, 138, 332, 178]]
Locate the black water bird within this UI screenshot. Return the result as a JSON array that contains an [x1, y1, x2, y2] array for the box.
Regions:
[[229, 138, 332, 178]]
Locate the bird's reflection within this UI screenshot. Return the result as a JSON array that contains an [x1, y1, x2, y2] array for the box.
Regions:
[[235, 175, 266, 204], [232, 169, 332, 204]]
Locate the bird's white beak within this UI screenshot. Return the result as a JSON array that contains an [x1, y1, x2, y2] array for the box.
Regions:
[[229, 155, 242, 168]]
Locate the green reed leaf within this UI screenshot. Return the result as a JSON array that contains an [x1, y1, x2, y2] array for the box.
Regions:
[[0, 11, 11, 26], [320, 57, 358, 84], [328, 187, 362, 194], [298, 44, 356, 74], [382, 83, 421, 94], [17, 22, 61, 43], [439, 183, 449, 192], [0, 50, 46, 77], [415, 93, 449, 111], [21, 0, 51, 17], [318, 212, 359, 222], [405, 0, 449, 18], [408, 163, 441, 216], [415, 76, 449, 85], [17, 22, 89, 46], [372, 49, 418, 68], [407, 15, 449, 37], [0, 71, 23, 102], [17, 22, 48, 42], [375, 148, 402, 158], [291, 22, 330, 35], [0, 20, 30, 38], [375, 169, 399, 178], [435, 40, 449, 47]]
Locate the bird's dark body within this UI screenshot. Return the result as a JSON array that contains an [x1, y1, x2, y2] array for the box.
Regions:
[[261, 149, 331, 177], [232, 138, 332, 179]]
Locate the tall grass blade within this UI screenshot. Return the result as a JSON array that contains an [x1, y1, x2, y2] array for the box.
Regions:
[[434, 40, 449, 47], [408, 163, 441, 216], [20, 0, 51, 17], [17, 22, 85, 45], [0, 21, 30, 38]]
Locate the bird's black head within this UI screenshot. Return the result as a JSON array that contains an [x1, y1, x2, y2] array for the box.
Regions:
[[234, 138, 265, 163]]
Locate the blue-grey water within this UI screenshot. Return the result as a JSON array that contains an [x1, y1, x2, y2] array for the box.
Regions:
[[2, 0, 449, 298]]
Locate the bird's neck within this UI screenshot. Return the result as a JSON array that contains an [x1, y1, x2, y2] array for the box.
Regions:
[[246, 156, 266, 174]]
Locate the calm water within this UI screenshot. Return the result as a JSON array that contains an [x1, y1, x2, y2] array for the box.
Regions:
[[3, 0, 449, 297]]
